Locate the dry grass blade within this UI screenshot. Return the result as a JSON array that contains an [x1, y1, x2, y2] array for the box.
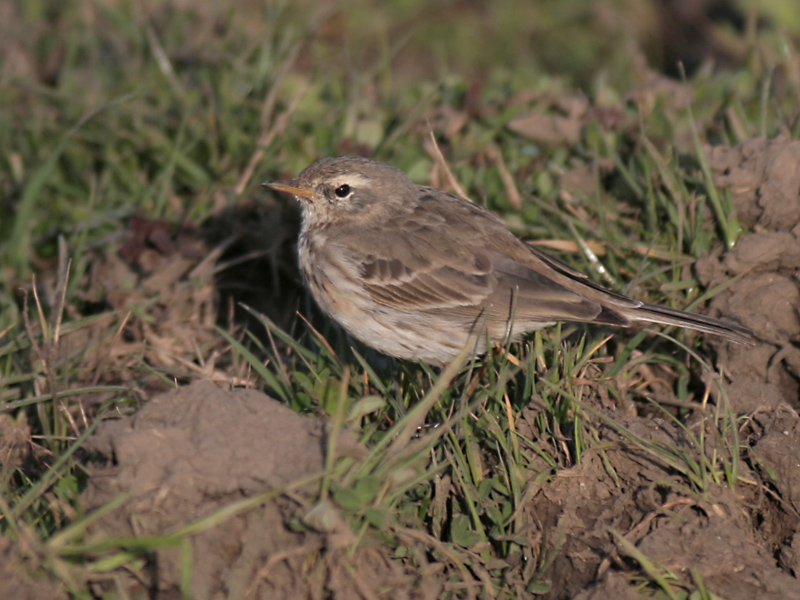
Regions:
[[236, 75, 308, 195], [486, 144, 522, 210], [424, 129, 470, 200]]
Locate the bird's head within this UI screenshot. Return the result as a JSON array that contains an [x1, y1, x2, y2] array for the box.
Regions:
[[263, 156, 418, 226]]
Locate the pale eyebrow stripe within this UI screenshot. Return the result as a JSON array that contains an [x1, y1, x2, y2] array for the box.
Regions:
[[332, 173, 371, 188]]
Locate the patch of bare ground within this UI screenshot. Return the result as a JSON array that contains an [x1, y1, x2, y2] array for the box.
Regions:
[[516, 408, 800, 599], [700, 136, 800, 411], [0, 534, 67, 600], [80, 379, 440, 600]]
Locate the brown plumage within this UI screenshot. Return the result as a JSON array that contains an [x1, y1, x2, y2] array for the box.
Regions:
[[264, 156, 753, 365]]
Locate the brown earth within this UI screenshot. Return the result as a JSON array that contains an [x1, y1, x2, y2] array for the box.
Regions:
[[2, 136, 799, 599], [78, 379, 439, 600]]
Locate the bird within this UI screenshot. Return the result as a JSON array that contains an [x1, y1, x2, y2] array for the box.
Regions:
[[263, 156, 753, 366]]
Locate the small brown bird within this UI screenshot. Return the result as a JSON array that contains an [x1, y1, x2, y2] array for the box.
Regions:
[[265, 157, 753, 366]]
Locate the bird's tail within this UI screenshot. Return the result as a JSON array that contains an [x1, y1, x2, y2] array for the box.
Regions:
[[624, 301, 754, 344]]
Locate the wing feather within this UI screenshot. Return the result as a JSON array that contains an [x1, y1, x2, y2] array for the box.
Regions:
[[359, 250, 604, 325], [336, 187, 610, 326]]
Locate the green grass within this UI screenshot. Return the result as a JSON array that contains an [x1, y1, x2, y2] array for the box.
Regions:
[[1, 0, 798, 597]]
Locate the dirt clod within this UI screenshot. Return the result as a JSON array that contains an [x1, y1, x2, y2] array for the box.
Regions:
[[706, 136, 800, 231], [695, 136, 800, 415], [524, 411, 800, 600], [0, 534, 66, 600], [81, 380, 437, 600]]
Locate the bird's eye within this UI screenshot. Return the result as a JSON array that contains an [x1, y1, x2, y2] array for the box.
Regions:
[[334, 184, 351, 198]]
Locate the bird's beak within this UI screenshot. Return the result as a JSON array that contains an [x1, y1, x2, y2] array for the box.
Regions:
[[262, 180, 320, 201]]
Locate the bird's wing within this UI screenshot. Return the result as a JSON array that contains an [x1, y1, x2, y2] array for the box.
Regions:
[[336, 195, 605, 325]]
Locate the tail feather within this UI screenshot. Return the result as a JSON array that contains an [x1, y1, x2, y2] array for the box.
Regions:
[[522, 242, 754, 344], [623, 301, 754, 344]]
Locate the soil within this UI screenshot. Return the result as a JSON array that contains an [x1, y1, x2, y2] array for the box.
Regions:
[[2, 136, 799, 599], [78, 379, 437, 600]]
